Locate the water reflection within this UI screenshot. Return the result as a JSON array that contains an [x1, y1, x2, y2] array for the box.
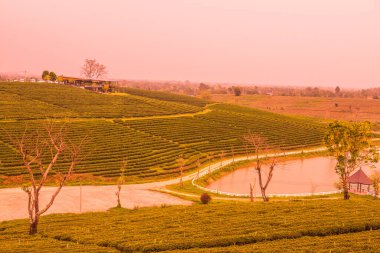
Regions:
[[207, 157, 379, 195]]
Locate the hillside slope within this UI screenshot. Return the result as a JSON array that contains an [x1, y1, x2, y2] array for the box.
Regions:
[[0, 82, 204, 119], [0, 82, 325, 180]]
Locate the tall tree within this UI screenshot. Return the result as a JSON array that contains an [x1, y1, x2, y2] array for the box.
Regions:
[[324, 121, 378, 200], [81, 59, 107, 79], [8, 122, 85, 234]]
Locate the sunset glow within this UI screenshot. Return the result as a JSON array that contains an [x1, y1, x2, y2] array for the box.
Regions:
[[1, 0, 379, 87]]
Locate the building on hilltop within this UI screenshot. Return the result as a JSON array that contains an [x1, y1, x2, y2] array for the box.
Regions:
[[57, 76, 116, 93]]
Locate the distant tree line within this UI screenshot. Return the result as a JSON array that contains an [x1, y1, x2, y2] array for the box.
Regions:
[[114, 80, 380, 100]]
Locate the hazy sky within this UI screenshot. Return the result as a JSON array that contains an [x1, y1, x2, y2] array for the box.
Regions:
[[1, 0, 379, 87]]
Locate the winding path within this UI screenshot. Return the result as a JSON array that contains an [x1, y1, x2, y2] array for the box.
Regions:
[[0, 147, 326, 222]]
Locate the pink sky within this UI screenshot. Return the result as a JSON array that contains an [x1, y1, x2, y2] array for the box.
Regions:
[[1, 0, 379, 88]]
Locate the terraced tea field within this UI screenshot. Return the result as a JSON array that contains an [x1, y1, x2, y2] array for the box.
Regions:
[[1, 200, 379, 252], [0, 82, 325, 181], [0, 83, 205, 119]]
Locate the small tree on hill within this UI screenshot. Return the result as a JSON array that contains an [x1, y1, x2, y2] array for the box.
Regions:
[[232, 86, 242, 96], [324, 121, 379, 200], [8, 122, 85, 235], [81, 59, 107, 79], [42, 70, 50, 81], [49, 72, 57, 82], [42, 70, 49, 79], [335, 86, 341, 95], [177, 155, 186, 187], [115, 159, 127, 208]]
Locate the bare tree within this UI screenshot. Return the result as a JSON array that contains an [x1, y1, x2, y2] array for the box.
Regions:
[[244, 133, 280, 202], [249, 182, 255, 202], [177, 155, 185, 187], [9, 122, 85, 235], [81, 59, 107, 79], [115, 159, 127, 208], [257, 155, 280, 202], [230, 146, 235, 162]]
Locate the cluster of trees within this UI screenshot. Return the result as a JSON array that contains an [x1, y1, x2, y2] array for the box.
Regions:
[[41, 70, 57, 82]]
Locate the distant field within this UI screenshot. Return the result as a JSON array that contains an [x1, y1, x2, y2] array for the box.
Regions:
[[0, 83, 325, 182], [212, 94, 380, 126], [1, 200, 379, 252]]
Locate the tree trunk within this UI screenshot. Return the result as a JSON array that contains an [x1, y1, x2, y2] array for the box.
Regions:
[[116, 186, 121, 208], [342, 176, 350, 200], [249, 183, 254, 202], [343, 188, 350, 200], [30, 193, 40, 235], [257, 166, 269, 202], [261, 188, 269, 202], [116, 192, 121, 208], [29, 218, 38, 235]]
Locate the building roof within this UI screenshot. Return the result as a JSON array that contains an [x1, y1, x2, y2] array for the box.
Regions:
[[347, 169, 372, 185], [58, 75, 115, 82]]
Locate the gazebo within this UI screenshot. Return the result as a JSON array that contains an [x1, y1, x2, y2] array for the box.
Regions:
[[348, 169, 372, 193]]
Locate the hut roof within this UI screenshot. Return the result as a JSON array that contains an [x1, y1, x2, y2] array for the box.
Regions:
[[347, 169, 372, 185]]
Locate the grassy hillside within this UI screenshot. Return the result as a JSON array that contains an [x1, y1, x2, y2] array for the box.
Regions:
[[1, 200, 379, 252], [0, 82, 325, 181], [0, 82, 204, 119]]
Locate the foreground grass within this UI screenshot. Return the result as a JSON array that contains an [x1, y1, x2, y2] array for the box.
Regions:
[[163, 230, 380, 253], [1, 199, 380, 252]]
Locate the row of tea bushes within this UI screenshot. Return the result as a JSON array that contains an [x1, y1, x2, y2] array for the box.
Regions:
[[1, 200, 379, 252]]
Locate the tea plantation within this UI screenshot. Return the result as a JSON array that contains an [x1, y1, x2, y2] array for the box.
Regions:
[[1, 200, 379, 252], [0, 82, 325, 180]]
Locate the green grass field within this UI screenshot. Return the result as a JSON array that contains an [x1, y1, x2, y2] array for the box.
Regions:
[[1, 200, 379, 252], [0, 82, 325, 182]]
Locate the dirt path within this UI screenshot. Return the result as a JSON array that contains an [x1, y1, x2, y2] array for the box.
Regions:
[[0, 107, 212, 123], [0, 147, 325, 222]]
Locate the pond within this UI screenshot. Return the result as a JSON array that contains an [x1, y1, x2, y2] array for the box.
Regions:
[[206, 157, 379, 195]]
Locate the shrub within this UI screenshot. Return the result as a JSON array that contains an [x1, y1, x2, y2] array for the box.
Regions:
[[200, 193, 212, 204]]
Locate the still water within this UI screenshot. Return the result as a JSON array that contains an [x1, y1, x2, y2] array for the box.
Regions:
[[207, 157, 379, 195]]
